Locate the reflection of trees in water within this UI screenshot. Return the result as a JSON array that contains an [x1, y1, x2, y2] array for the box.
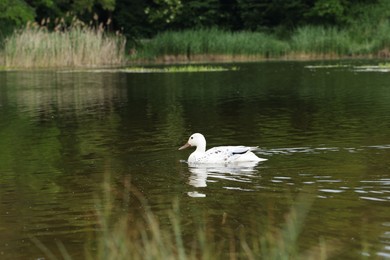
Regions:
[[0, 72, 128, 243], [0, 72, 190, 197], [0, 71, 128, 189], [4, 72, 127, 120]]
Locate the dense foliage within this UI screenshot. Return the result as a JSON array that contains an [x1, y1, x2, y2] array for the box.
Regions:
[[1, 0, 389, 40]]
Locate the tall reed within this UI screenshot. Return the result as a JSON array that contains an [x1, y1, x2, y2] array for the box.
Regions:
[[290, 26, 352, 57], [137, 24, 390, 61], [83, 180, 334, 260], [138, 28, 289, 60], [3, 17, 126, 68]]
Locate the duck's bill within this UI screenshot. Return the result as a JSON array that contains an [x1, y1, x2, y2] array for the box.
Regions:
[[178, 143, 191, 150]]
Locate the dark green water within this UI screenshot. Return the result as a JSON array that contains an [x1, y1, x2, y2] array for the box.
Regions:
[[0, 61, 389, 259]]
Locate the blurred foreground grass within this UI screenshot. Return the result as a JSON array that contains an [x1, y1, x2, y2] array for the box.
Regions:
[[32, 175, 337, 260], [86, 178, 335, 260]]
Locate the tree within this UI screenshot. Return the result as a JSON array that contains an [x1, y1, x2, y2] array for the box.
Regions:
[[71, 0, 115, 13], [237, 0, 312, 31], [145, 0, 183, 30], [173, 0, 220, 28], [0, 0, 387, 42], [305, 0, 347, 25], [0, 0, 35, 36], [0, 0, 118, 35], [33, 0, 116, 24], [114, 0, 151, 39]]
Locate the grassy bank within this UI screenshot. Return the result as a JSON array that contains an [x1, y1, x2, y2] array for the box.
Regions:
[[135, 25, 390, 62], [2, 22, 390, 68], [1, 18, 126, 68], [135, 28, 289, 61]]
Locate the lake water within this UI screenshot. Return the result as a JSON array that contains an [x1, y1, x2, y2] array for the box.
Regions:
[[0, 61, 389, 259]]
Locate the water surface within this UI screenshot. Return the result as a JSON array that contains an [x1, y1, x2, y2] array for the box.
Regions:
[[0, 61, 389, 259]]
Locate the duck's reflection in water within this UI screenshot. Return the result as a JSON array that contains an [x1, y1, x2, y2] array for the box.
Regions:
[[186, 161, 261, 198]]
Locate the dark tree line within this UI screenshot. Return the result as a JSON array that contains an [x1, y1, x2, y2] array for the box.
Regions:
[[0, 0, 387, 39]]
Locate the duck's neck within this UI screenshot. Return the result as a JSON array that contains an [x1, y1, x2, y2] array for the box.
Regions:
[[195, 142, 206, 153]]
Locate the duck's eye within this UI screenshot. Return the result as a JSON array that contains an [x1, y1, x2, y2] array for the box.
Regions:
[[190, 137, 194, 140]]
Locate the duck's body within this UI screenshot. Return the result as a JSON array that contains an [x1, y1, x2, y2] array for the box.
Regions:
[[179, 133, 267, 164]]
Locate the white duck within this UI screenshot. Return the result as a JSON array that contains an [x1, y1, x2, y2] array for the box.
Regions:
[[178, 133, 267, 164]]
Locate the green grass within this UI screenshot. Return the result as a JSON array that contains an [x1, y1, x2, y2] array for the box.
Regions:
[[135, 24, 390, 62], [4, 20, 390, 68], [290, 26, 352, 57], [1, 17, 126, 68], [124, 65, 238, 73], [136, 28, 290, 61]]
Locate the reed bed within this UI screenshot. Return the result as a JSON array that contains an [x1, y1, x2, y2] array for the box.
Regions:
[[2, 18, 126, 68], [3, 22, 390, 67], [137, 25, 390, 61], [137, 28, 290, 61], [290, 26, 352, 57]]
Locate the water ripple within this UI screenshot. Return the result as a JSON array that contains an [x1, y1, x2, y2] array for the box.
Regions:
[[364, 145, 390, 149], [319, 189, 344, 193], [360, 196, 388, 202], [258, 144, 390, 156]]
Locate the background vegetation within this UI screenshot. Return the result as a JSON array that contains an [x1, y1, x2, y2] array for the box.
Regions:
[[2, 0, 389, 38], [3, 17, 126, 68], [2, 0, 390, 64]]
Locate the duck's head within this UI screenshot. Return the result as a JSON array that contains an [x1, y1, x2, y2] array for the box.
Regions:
[[178, 133, 206, 150]]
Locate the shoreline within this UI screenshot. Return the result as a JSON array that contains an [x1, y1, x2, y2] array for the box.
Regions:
[[130, 53, 381, 65], [0, 52, 387, 70]]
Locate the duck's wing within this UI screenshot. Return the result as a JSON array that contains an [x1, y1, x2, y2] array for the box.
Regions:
[[230, 146, 251, 155], [203, 146, 251, 161], [192, 146, 265, 164]]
